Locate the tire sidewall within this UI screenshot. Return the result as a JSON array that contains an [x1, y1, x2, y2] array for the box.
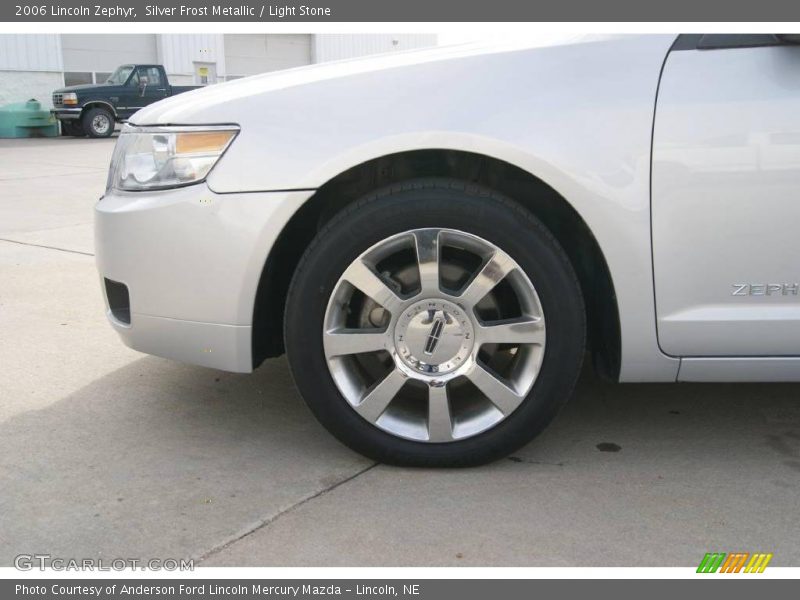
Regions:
[[83, 108, 113, 138], [285, 182, 585, 466]]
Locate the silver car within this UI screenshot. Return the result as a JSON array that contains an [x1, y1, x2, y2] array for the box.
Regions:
[[96, 34, 800, 465]]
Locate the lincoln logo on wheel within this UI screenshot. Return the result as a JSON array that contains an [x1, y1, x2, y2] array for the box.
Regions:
[[424, 315, 446, 355]]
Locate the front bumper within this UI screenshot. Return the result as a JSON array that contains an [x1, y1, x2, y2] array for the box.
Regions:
[[95, 183, 312, 372], [51, 108, 82, 120]]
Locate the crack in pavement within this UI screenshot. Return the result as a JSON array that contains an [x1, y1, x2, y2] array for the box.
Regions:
[[0, 169, 106, 181], [27, 159, 110, 169], [194, 462, 379, 564], [2, 221, 93, 234], [0, 238, 94, 257]]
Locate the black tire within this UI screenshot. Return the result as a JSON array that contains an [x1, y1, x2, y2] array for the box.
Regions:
[[82, 107, 114, 138], [285, 179, 585, 467], [60, 121, 85, 137]]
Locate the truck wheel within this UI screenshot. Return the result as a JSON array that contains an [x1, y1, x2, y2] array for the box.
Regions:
[[284, 179, 586, 467], [61, 121, 85, 137], [82, 107, 114, 138]]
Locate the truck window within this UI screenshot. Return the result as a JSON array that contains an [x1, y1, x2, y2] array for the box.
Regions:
[[136, 67, 163, 87], [107, 65, 134, 85]]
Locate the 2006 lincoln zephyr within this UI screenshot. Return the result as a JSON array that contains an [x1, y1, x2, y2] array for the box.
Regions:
[[96, 34, 800, 466]]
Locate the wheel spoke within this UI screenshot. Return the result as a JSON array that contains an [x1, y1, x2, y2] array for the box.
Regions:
[[341, 259, 403, 315], [323, 329, 389, 358], [324, 227, 547, 444], [427, 384, 453, 442], [413, 229, 441, 295], [477, 317, 545, 346], [466, 363, 525, 415], [355, 368, 407, 423], [458, 251, 515, 308]]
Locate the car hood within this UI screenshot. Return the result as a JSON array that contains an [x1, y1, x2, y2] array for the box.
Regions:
[[53, 83, 113, 94], [130, 34, 618, 125]]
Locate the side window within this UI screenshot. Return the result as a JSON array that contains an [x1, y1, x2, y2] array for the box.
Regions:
[[134, 67, 162, 87], [128, 70, 139, 87], [143, 67, 162, 87]]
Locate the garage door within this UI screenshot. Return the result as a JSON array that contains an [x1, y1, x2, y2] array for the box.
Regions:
[[61, 34, 158, 72], [223, 34, 312, 78]]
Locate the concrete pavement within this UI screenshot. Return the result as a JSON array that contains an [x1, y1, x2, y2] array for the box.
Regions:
[[1, 137, 799, 568]]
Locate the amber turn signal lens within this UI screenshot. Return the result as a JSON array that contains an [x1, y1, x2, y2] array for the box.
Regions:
[[175, 131, 235, 154]]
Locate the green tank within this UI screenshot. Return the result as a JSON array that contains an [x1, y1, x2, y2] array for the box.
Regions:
[[0, 99, 59, 138]]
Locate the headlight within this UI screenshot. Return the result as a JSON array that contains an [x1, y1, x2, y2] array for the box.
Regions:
[[107, 125, 239, 191], [63, 93, 78, 105]]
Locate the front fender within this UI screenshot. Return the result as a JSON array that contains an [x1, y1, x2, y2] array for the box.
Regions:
[[205, 35, 680, 381], [80, 99, 118, 118]]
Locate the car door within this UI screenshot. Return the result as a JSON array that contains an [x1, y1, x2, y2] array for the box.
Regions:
[[113, 69, 142, 119], [118, 67, 168, 118], [135, 66, 169, 108], [652, 34, 800, 357]]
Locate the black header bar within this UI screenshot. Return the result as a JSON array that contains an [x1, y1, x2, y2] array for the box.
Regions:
[[2, 0, 800, 22]]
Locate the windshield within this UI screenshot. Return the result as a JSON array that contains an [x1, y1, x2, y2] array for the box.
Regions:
[[106, 65, 134, 85]]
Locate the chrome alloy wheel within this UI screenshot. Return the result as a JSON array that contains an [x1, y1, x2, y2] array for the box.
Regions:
[[323, 228, 546, 443], [92, 114, 111, 135]]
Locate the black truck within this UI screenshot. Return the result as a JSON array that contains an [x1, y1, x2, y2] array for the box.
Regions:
[[51, 64, 201, 138]]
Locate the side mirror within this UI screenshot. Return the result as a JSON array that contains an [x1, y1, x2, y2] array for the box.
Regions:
[[138, 76, 148, 96], [777, 34, 800, 44]]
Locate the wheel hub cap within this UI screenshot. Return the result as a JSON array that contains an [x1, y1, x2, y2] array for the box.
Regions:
[[323, 227, 546, 443], [394, 299, 474, 376]]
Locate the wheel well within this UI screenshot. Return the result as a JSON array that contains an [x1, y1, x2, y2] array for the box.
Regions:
[[82, 102, 116, 119], [252, 150, 621, 381]]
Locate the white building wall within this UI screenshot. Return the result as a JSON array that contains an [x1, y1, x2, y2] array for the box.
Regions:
[[224, 34, 312, 77], [313, 34, 437, 62], [62, 34, 157, 72], [157, 34, 226, 84], [0, 35, 63, 108], [0, 34, 62, 71], [0, 71, 63, 108]]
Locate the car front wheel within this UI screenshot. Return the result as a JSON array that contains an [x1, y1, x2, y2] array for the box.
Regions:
[[285, 179, 585, 467], [82, 107, 114, 138]]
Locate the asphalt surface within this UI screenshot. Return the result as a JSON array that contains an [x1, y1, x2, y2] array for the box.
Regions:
[[1, 137, 800, 568]]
